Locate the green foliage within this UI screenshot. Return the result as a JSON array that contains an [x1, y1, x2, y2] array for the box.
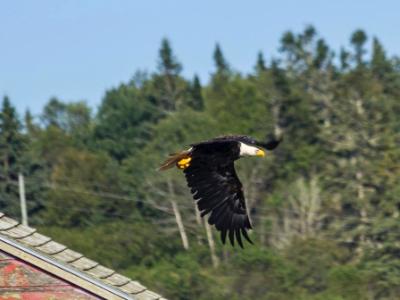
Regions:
[[186, 75, 204, 110], [94, 82, 161, 161], [154, 38, 188, 112], [255, 51, 267, 74], [350, 29, 368, 67], [41, 98, 91, 134], [42, 147, 130, 227], [0, 96, 25, 216], [158, 38, 182, 76], [2, 27, 400, 299], [213, 43, 230, 77]]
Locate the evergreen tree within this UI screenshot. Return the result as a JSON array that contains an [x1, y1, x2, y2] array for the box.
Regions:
[[2, 25, 400, 299], [158, 38, 182, 76], [340, 47, 350, 71], [24, 109, 37, 135], [210, 43, 231, 94], [280, 26, 320, 73], [155, 38, 186, 111], [213, 43, 230, 75], [301, 25, 317, 44], [371, 37, 391, 80], [350, 29, 368, 67], [313, 39, 329, 69], [187, 75, 204, 111], [270, 60, 290, 96], [0, 96, 25, 217], [280, 31, 296, 65], [255, 51, 267, 73], [94, 83, 160, 161], [0, 96, 24, 177]]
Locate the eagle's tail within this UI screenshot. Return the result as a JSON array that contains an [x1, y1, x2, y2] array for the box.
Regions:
[[158, 150, 192, 171]]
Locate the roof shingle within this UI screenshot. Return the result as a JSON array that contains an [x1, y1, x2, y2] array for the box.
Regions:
[[0, 212, 164, 300]]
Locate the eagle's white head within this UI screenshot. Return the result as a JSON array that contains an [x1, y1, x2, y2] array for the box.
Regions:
[[239, 142, 265, 157]]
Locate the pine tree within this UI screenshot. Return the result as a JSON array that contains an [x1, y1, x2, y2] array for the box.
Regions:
[[371, 37, 391, 80], [24, 110, 36, 134], [154, 38, 186, 111], [187, 75, 204, 111], [0, 96, 24, 176], [313, 39, 329, 69], [339, 47, 350, 71], [280, 31, 296, 60], [270, 60, 290, 96], [94, 83, 160, 161], [0, 96, 25, 217], [255, 51, 267, 73], [157, 38, 182, 76], [280, 26, 319, 73], [213, 43, 230, 75], [350, 29, 368, 67]]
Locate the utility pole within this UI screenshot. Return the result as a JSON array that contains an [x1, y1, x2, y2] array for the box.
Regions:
[[18, 173, 28, 226]]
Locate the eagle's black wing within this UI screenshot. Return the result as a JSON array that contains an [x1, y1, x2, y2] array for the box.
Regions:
[[184, 141, 253, 248]]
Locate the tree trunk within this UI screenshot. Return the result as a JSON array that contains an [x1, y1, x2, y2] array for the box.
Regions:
[[355, 169, 368, 261], [204, 218, 219, 268], [259, 218, 266, 248], [168, 179, 189, 250], [272, 104, 283, 138], [194, 202, 203, 245]]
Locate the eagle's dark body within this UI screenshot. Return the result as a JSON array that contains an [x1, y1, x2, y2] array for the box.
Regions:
[[159, 135, 281, 248]]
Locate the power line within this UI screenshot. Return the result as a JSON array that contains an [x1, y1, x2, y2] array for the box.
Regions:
[[0, 174, 388, 225], [1, 172, 391, 240], [30, 202, 375, 245], [2, 173, 380, 219], [0, 187, 386, 246]]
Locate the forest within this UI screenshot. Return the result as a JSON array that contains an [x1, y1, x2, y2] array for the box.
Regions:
[[1, 26, 400, 299]]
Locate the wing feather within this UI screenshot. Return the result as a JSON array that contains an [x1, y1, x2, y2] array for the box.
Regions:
[[183, 141, 253, 247]]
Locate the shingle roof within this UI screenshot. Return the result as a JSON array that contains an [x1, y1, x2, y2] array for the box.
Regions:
[[0, 212, 166, 300]]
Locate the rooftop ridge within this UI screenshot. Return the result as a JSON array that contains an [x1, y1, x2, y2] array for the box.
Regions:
[[0, 212, 165, 300]]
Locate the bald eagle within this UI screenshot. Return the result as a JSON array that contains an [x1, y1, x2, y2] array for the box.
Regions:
[[159, 135, 281, 248]]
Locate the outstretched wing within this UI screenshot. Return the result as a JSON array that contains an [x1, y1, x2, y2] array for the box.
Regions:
[[183, 143, 253, 248]]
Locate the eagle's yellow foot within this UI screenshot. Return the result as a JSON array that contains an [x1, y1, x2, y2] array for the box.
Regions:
[[177, 157, 192, 169]]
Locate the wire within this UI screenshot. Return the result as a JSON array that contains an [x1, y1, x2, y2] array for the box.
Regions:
[[0, 197, 381, 246], [0, 174, 387, 240], [1, 173, 378, 222]]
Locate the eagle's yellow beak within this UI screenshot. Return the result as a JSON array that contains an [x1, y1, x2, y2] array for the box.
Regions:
[[256, 149, 265, 157]]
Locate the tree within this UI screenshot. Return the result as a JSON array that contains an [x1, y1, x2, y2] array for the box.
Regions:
[[313, 39, 329, 69], [158, 38, 182, 76], [24, 110, 37, 135], [213, 43, 230, 76], [370, 37, 392, 81], [94, 83, 160, 161], [154, 38, 186, 111], [350, 29, 368, 67], [42, 148, 128, 227], [5, 25, 400, 300], [41, 98, 91, 139], [186, 75, 204, 111], [41, 98, 66, 128], [255, 51, 267, 73], [340, 47, 351, 71], [209, 44, 232, 105], [0, 96, 25, 217]]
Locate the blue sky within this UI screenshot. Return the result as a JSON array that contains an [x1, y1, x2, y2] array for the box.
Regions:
[[1, 1, 399, 115]]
